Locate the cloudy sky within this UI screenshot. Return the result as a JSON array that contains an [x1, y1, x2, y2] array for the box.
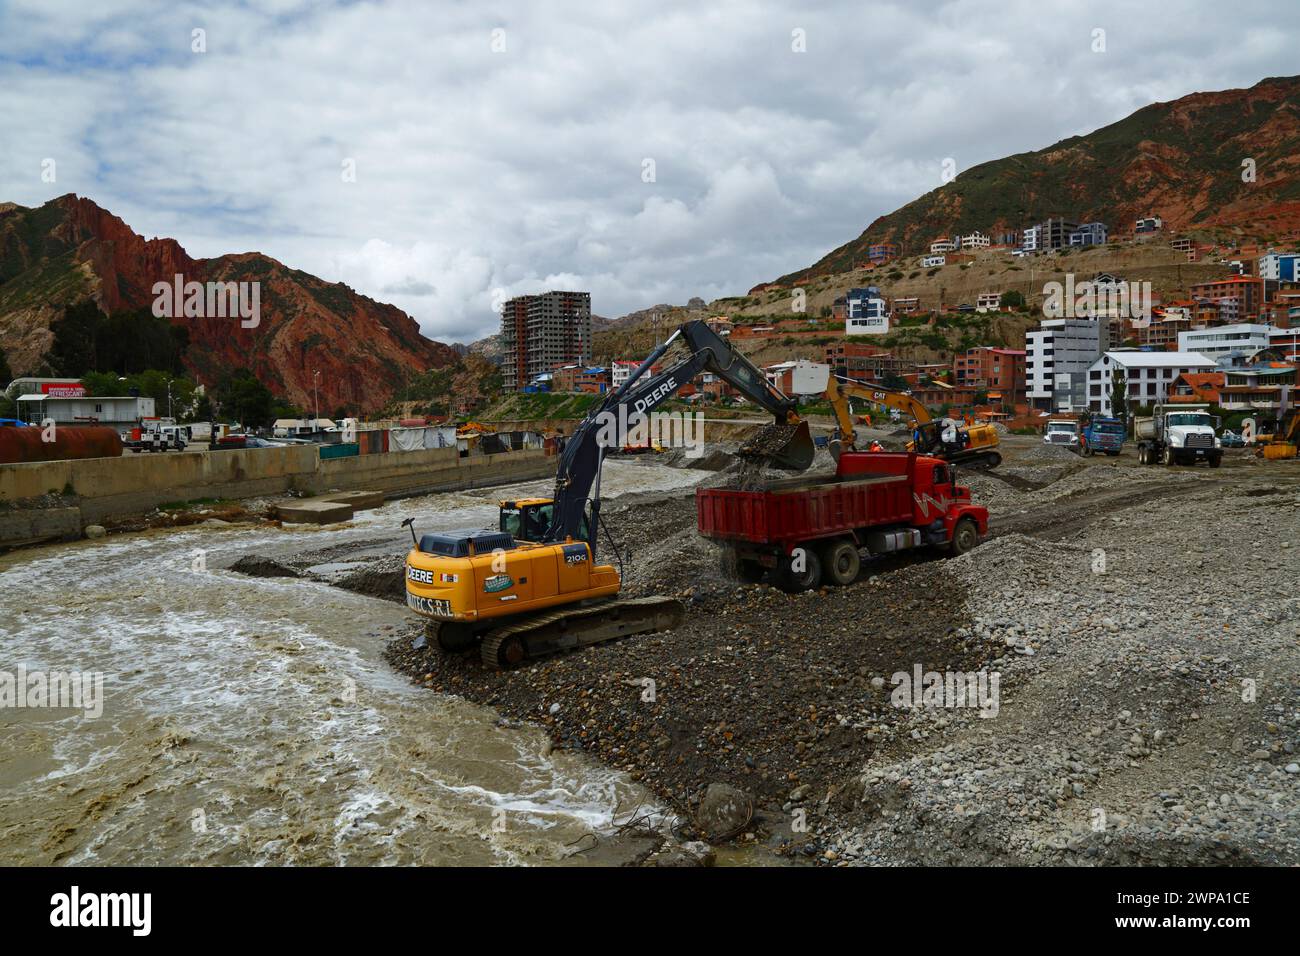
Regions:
[[1, 1, 1297, 344]]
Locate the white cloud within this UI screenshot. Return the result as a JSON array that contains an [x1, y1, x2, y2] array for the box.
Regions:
[[1, 0, 1297, 343]]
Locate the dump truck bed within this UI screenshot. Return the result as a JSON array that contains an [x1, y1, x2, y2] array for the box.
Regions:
[[696, 472, 912, 545]]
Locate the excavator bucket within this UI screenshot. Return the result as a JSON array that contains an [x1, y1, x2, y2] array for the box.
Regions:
[[737, 419, 815, 471]]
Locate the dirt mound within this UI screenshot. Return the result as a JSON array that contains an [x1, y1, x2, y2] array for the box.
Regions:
[[230, 555, 300, 578], [335, 556, 406, 602]]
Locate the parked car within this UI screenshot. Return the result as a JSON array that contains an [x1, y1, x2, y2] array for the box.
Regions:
[[1219, 429, 1245, 448]]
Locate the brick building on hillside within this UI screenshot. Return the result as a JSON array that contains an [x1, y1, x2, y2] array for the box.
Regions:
[[1189, 276, 1266, 323], [953, 347, 1026, 403], [824, 342, 911, 384], [550, 364, 609, 394]]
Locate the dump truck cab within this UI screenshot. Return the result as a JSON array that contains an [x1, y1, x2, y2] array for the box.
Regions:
[[1081, 417, 1125, 456], [836, 451, 986, 534]]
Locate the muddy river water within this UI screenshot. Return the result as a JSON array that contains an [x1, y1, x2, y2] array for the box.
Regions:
[[0, 460, 704, 865]]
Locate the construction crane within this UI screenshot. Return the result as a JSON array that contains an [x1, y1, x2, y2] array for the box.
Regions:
[[403, 320, 815, 668], [823, 375, 1002, 469]]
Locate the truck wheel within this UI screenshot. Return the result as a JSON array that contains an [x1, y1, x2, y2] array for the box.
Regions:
[[1209, 454, 1222, 469], [819, 539, 860, 587], [776, 547, 822, 593], [1162, 446, 1175, 466], [948, 517, 979, 556]]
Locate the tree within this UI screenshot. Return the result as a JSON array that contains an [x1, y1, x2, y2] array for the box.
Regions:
[[46, 303, 190, 377], [881, 372, 909, 391], [1109, 368, 1128, 421], [215, 368, 275, 427], [82, 369, 199, 419], [999, 290, 1025, 309]]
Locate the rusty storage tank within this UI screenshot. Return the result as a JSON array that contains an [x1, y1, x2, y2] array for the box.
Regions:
[[0, 425, 124, 464]]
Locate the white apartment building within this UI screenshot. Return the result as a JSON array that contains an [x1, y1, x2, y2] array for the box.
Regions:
[[976, 292, 1001, 312], [1086, 351, 1217, 416], [960, 232, 990, 250], [611, 360, 639, 390], [845, 288, 889, 335], [922, 254, 946, 268], [1258, 252, 1300, 282], [1178, 324, 1274, 362], [1021, 225, 1040, 252], [1026, 318, 1112, 412], [930, 238, 957, 254]]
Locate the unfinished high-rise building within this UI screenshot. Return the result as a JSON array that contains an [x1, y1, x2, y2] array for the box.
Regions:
[[500, 291, 592, 390]]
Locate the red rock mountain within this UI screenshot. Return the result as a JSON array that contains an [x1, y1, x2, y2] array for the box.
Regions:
[[0, 194, 458, 411]]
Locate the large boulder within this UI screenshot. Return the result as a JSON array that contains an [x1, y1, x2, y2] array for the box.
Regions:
[[695, 783, 753, 841]]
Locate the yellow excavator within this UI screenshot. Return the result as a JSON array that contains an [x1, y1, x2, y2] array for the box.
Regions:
[[403, 320, 814, 668], [824, 376, 1002, 469], [1255, 407, 1298, 460]]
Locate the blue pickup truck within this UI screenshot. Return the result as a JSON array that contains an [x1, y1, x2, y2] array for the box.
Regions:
[[1081, 417, 1126, 456]]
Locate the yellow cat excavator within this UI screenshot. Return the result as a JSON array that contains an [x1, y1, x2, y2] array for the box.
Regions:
[[403, 320, 814, 668], [824, 376, 1002, 469]]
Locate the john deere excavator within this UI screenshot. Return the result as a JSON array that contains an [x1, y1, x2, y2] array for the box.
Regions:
[[403, 320, 814, 668], [824, 375, 1003, 469]]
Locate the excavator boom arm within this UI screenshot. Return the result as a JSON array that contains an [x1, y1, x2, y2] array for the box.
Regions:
[[825, 376, 933, 450], [546, 320, 806, 550]]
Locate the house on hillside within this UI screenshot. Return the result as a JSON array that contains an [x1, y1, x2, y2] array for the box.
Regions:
[[1069, 222, 1108, 246], [1167, 372, 1225, 405]]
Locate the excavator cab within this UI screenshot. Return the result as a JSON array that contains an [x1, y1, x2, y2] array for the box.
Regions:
[[499, 497, 590, 544]]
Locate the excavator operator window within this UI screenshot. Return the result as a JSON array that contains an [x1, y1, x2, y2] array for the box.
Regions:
[[500, 502, 591, 544], [525, 503, 553, 542]]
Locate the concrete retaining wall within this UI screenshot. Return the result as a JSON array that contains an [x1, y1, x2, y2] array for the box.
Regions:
[[0, 446, 556, 545]]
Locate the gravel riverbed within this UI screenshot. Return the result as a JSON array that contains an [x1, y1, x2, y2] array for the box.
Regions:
[[257, 437, 1300, 865]]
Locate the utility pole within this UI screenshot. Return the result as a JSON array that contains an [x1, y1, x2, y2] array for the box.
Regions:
[[166, 378, 173, 420], [313, 369, 321, 433]]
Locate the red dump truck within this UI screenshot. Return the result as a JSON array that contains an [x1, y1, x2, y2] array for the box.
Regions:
[[696, 452, 989, 591]]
